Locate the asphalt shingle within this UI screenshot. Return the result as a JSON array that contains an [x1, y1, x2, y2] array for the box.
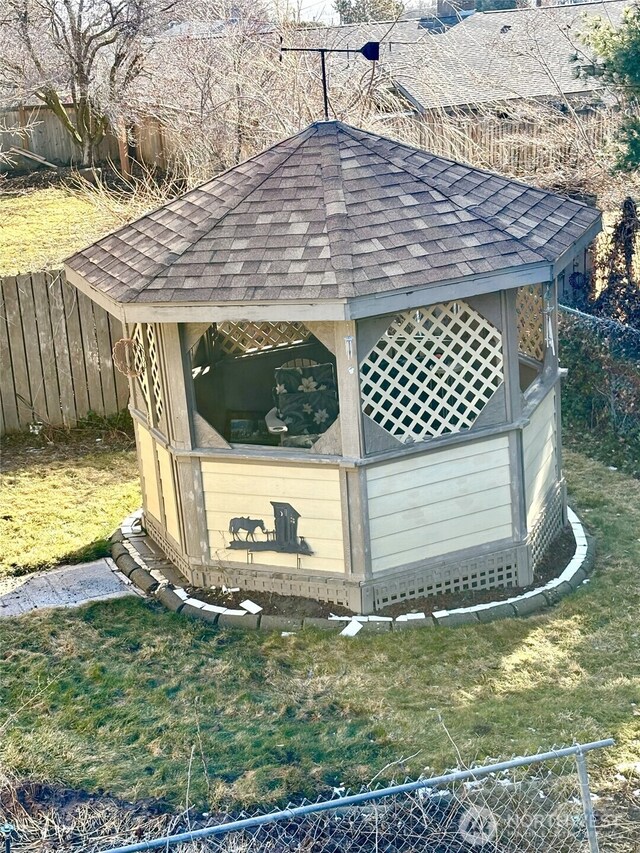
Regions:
[[66, 120, 600, 306]]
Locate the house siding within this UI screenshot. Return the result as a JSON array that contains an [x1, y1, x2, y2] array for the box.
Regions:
[[201, 459, 345, 574], [136, 422, 162, 524], [523, 389, 558, 530], [366, 435, 513, 573], [136, 422, 182, 546]]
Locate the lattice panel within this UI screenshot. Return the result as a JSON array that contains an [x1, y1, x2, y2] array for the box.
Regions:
[[132, 323, 152, 416], [516, 285, 545, 362], [146, 324, 163, 422], [369, 548, 519, 611], [360, 302, 504, 442], [217, 322, 311, 356], [529, 481, 565, 569]]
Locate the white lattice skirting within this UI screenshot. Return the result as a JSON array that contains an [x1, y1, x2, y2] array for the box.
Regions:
[[529, 480, 566, 569], [362, 546, 522, 613], [217, 321, 311, 356]]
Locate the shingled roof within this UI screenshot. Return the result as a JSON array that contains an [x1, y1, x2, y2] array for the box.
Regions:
[[390, 1, 630, 111], [66, 120, 600, 311]]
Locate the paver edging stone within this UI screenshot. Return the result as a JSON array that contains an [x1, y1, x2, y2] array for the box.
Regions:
[[112, 505, 593, 633], [393, 616, 436, 630], [475, 602, 519, 623], [128, 567, 159, 594], [301, 617, 342, 631], [511, 592, 549, 617], [432, 610, 481, 628], [217, 612, 260, 629], [179, 601, 219, 623], [260, 614, 304, 632], [155, 586, 186, 612]]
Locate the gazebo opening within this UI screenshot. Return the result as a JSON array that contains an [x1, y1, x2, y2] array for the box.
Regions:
[[516, 285, 546, 392], [190, 321, 339, 449]]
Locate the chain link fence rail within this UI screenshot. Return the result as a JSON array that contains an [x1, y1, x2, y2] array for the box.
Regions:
[[101, 740, 614, 853]]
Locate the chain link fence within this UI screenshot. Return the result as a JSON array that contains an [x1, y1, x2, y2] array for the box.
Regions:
[[79, 740, 613, 853], [558, 304, 640, 475]]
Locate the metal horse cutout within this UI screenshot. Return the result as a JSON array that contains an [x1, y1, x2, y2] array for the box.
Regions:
[[227, 503, 312, 555], [229, 517, 266, 541]]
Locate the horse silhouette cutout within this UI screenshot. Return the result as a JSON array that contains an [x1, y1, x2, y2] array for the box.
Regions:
[[229, 517, 266, 541]]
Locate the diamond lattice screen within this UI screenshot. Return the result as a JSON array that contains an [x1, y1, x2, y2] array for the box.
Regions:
[[360, 302, 504, 442], [133, 323, 151, 415], [132, 323, 163, 423], [217, 322, 311, 356], [516, 285, 545, 362], [146, 324, 163, 422]]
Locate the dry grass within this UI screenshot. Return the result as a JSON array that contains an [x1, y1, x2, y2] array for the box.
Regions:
[[0, 186, 123, 276]]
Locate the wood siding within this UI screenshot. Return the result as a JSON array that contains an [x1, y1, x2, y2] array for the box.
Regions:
[[135, 422, 182, 546], [156, 444, 181, 545], [0, 270, 128, 435], [523, 390, 558, 530], [366, 436, 513, 573], [201, 459, 345, 574], [136, 422, 162, 524]]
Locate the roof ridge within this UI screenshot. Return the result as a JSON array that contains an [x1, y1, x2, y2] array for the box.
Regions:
[[336, 120, 591, 206], [318, 123, 357, 297], [132, 125, 318, 299], [338, 124, 558, 262], [482, 0, 625, 11]]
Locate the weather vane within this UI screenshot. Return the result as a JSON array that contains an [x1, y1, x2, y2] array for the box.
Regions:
[[280, 40, 380, 121]]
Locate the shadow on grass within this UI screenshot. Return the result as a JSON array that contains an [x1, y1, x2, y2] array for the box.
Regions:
[[0, 451, 637, 811]]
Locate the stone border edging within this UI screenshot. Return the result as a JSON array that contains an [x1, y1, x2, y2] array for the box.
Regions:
[[109, 507, 594, 633]]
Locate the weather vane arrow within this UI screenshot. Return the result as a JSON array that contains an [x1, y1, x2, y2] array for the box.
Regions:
[[279, 41, 380, 121]]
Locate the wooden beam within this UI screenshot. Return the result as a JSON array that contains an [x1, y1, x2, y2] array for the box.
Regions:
[[346, 263, 553, 320], [159, 323, 192, 450], [334, 320, 363, 459]]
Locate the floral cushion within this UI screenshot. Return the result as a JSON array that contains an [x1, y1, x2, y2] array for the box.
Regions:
[[274, 364, 338, 436]]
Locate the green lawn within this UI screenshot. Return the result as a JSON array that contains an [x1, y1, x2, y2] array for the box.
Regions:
[[0, 429, 140, 576], [0, 451, 638, 812]]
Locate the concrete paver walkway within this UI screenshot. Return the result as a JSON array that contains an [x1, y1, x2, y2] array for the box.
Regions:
[[0, 559, 135, 618]]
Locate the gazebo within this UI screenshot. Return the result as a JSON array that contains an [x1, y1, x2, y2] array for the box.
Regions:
[[65, 121, 601, 613]]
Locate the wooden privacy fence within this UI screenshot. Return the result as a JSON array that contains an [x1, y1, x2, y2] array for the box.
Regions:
[[0, 270, 129, 435], [0, 104, 120, 169]]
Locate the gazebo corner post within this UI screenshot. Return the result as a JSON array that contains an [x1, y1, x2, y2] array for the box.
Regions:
[[501, 288, 523, 424], [174, 455, 210, 576], [159, 323, 193, 451], [502, 288, 533, 586], [158, 322, 213, 575], [334, 320, 364, 459], [338, 465, 371, 611], [550, 275, 569, 528]]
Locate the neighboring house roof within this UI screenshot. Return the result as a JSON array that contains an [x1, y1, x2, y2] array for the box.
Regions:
[[389, 0, 630, 110], [293, 17, 437, 50], [66, 120, 599, 311]]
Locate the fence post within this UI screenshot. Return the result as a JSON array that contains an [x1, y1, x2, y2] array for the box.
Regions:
[[575, 745, 600, 853]]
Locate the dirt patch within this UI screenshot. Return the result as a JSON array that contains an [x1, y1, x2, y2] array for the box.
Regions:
[[181, 526, 577, 619], [187, 586, 354, 619], [0, 776, 177, 851], [1, 773, 637, 853], [377, 524, 577, 618]]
